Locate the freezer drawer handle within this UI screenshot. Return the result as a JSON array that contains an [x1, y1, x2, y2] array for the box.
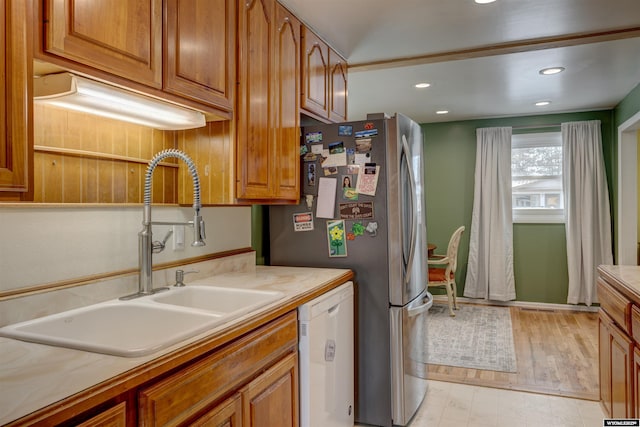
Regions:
[[408, 293, 433, 318]]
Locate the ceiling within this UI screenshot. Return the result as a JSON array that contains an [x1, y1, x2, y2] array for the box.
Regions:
[[279, 0, 640, 124]]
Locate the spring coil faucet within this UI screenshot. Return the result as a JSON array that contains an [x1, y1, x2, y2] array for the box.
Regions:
[[121, 149, 206, 300]]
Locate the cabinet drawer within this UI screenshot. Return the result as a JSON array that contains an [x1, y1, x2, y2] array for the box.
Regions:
[[76, 401, 127, 427], [598, 279, 632, 334], [139, 312, 297, 426]]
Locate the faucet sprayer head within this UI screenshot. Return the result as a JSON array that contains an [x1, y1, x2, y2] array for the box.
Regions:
[[192, 214, 206, 247]]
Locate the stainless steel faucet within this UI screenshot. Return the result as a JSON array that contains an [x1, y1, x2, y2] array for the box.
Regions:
[[121, 149, 206, 300]]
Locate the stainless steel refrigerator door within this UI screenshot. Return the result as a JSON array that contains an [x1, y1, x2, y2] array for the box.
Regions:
[[389, 289, 432, 425], [387, 114, 428, 307]]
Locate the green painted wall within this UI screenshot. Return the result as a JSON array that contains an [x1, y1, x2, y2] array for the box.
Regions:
[[615, 83, 640, 127], [612, 83, 640, 257], [423, 110, 614, 304], [251, 205, 268, 265]]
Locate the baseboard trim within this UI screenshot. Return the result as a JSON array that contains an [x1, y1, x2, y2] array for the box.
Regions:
[[431, 295, 599, 313]]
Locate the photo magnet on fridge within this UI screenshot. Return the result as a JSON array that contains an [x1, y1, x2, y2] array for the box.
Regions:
[[355, 129, 378, 138], [328, 141, 345, 154], [305, 131, 322, 143], [341, 174, 357, 200], [355, 138, 372, 153], [338, 125, 353, 136]]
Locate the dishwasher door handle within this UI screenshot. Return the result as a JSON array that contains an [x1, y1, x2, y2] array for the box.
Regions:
[[328, 304, 340, 316]]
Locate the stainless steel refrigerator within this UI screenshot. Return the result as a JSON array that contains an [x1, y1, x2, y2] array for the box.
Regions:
[[269, 113, 432, 426]]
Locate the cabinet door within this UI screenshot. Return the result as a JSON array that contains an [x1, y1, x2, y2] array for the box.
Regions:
[[272, 3, 300, 201], [609, 315, 634, 418], [599, 314, 612, 416], [0, 0, 33, 200], [300, 26, 329, 121], [236, 0, 274, 199], [634, 347, 640, 419], [44, 0, 162, 87], [242, 352, 298, 427], [164, 0, 235, 111], [328, 50, 348, 123], [191, 394, 243, 427]]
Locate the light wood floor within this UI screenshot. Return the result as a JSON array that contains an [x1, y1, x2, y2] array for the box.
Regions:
[[427, 304, 600, 401]]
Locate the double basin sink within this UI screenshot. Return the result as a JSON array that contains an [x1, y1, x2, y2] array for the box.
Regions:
[[0, 286, 284, 357]]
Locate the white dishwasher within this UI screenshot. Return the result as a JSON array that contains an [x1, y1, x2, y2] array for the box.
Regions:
[[298, 281, 354, 427]]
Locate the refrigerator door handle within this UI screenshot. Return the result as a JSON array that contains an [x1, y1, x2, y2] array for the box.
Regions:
[[401, 136, 418, 285]]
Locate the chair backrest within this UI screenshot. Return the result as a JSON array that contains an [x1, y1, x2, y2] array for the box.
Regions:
[[446, 226, 465, 274]]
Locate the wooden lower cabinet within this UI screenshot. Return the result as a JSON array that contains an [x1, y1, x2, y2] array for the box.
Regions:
[[76, 402, 128, 427], [599, 314, 613, 416], [598, 273, 636, 419], [599, 310, 634, 418], [139, 312, 298, 426], [634, 347, 640, 418], [242, 352, 298, 427], [190, 393, 243, 427]]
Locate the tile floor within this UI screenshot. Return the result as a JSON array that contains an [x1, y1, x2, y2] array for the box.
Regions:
[[413, 381, 606, 427], [358, 380, 607, 427]]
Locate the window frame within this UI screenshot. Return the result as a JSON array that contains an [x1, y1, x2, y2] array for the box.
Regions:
[[511, 131, 564, 224]]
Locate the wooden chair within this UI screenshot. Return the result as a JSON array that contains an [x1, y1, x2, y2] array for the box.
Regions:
[[427, 226, 465, 317]]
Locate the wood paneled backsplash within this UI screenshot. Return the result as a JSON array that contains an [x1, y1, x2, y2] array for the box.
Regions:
[[177, 120, 235, 205], [33, 104, 178, 204], [33, 105, 236, 205]]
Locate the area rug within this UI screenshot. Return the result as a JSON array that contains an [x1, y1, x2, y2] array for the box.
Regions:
[[426, 303, 517, 373]]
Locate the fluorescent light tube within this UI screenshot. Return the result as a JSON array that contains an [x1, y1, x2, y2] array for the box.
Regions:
[[34, 73, 206, 130]]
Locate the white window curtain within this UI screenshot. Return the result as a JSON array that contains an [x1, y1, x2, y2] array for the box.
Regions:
[[562, 120, 613, 306], [464, 127, 516, 301]]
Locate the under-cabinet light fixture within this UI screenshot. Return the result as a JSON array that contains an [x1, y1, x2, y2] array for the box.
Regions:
[[34, 73, 206, 130]]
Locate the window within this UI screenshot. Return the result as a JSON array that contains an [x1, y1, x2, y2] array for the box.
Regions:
[[511, 132, 564, 223]]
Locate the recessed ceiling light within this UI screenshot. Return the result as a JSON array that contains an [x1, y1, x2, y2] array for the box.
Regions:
[[414, 83, 431, 89], [535, 101, 551, 107], [474, 0, 496, 3], [436, 110, 449, 114], [539, 67, 565, 75]]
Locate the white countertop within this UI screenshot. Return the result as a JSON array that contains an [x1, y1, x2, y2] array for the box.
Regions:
[[0, 265, 352, 425]]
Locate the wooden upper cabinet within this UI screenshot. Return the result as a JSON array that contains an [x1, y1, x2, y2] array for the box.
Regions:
[[236, 0, 300, 202], [164, 0, 235, 110], [272, 3, 301, 201], [236, 0, 273, 200], [329, 50, 348, 123], [0, 0, 33, 201], [43, 0, 163, 88], [301, 26, 347, 123], [301, 26, 329, 121]]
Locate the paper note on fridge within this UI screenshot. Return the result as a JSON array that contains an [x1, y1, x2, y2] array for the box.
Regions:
[[316, 177, 337, 218], [321, 151, 347, 168], [356, 164, 380, 196]]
